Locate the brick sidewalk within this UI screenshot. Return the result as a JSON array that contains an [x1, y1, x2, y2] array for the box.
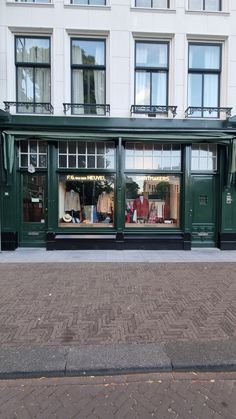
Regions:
[[0, 262, 236, 347]]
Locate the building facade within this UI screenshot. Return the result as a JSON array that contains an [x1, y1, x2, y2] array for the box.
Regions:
[[0, 0, 236, 250]]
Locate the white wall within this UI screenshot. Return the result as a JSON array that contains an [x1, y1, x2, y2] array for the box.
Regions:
[[0, 0, 235, 118]]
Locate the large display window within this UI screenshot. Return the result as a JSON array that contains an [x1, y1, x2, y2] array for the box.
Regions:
[[125, 175, 180, 228], [58, 174, 115, 227]]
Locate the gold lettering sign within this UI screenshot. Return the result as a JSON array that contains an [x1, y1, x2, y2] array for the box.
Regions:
[[66, 175, 106, 181], [142, 176, 170, 182]]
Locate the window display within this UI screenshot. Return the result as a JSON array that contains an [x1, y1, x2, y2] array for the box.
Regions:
[[58, 174, 114, 227], [125, 175, 180, 227]]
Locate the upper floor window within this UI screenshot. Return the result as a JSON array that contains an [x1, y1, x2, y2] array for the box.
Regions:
[[188, 0, 221, 11], [135, 0, 169, 7], [70, 0, 106, 4], [135, 41, 169, 108], [15, 36, 51, 114], [71, 38, 106, 115], [187, 43, 221, 117]]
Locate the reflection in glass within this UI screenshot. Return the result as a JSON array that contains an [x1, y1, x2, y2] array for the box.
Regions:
[[125, 175, 180, 228], [58, 174, 115, 228]]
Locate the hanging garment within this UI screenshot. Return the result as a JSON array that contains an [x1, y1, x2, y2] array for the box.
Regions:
[[65, 190, 81, 211]]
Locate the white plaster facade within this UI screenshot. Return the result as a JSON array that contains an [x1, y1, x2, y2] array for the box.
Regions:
[[0, 0, 235, 118]]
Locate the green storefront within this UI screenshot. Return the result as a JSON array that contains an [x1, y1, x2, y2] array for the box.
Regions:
[[0, 110, 236, 251]]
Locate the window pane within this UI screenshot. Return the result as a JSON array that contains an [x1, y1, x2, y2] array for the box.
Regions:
[[58, 174, 114, 227], [188, 73, 202, 116], [135, 71, 150, 105], [59, 142, 67, 154], [35, 68, 50, 102], [68, 142, 77, 154], [188, 0, 202, 9], [20, 155, 28, 167], [17, 67, 34, 102], [16, 37, 50, 64], [105, 156, 114, 169], [97, 156, 105, 168], [59, 155, 67, 167], [205, 0, 220, 10], [38, 142, 47, 153], [39, 155, 47, 168], [88, 156, 95, 168], [153, 0, 168, 7], [78, 156, 86, 168], [97, 142, 105, 154], [189, 45, 220, 70], [90, 0, 106, 4], [30, 141, 37, 154], [68, 155, 76, 168], [203, 74, 218, 116], [125, 175, 180, 227], [136, 43, 168, 68], [78, 142, 86, 154], [72, 40, 105, 66], [152, 72, 167, 105], [87, 143, 95, 154], [20, 141, 28, 153], [136, 0, 151, 6]]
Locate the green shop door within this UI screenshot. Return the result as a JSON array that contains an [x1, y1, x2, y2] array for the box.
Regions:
[[191, 175, 216, 247], [19, 173, 47, 247]]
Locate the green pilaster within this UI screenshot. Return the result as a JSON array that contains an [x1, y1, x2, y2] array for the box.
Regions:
[[183, 144, 192, 232]]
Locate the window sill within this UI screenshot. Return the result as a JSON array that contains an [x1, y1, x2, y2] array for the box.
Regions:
[[64, 4, 111, 10], [130, 7, 176, 14], [6, 1, 54, 7], [185, 10, 230, 16]]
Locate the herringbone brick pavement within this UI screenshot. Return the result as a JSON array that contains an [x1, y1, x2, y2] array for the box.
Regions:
[[0, 263, 236, 347], [0, 372, 236, 418]]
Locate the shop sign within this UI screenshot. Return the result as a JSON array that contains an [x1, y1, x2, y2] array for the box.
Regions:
[[198, 232, 209, 237], [67, 175, 106, 181]]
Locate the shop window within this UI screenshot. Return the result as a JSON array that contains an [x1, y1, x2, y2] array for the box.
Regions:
[[125, 175, 180, 227], [58, 174, 114, 227], [188, 43, 221, 117], [58, 141, 115, 169], [135, 41, 169, 108], [125, 143, 181, 170], [71, 38, 106, 115], [191, 144, 217, 171], [135, 0, 169, 7], [15, 36, 51, 113], [18, 140, 47, 168], [188, 0, 221, 11]]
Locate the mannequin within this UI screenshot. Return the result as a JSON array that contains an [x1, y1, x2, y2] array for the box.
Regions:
[[133, 194, 149, 222], [148, 203, 158, 223], [64, 183, 81, 223], [97, 191, 113, 222]]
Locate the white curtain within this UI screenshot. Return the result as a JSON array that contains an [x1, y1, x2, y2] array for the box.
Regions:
[[72, 45, 84, 114], [136, 71, 150, 105], [203, 74, 218, 117], [94, 70, 105, 115], [152, 72, 167, 106]]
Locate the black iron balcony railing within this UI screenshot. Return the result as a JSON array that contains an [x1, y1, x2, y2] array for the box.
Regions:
[[130, 105, 177, 117], [4, 101, 54, 114], [63, 103, 110, 116], [185, 106, 232, 119]]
